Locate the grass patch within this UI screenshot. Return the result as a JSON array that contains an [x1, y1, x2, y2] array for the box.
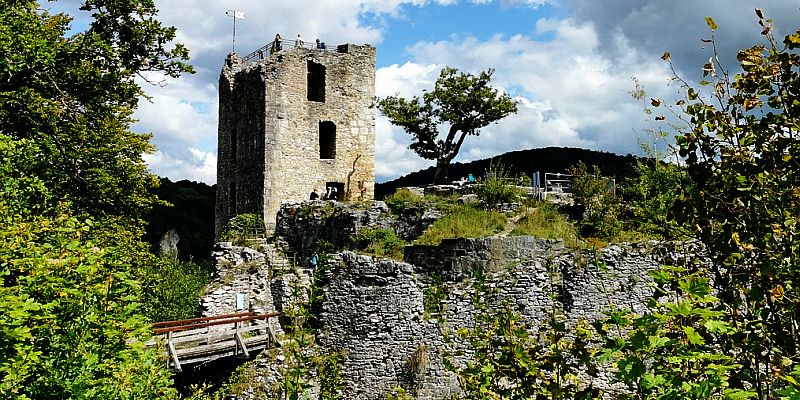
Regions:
[[385, 188, 459, 215], [350, 228, 407, 260], [415, 204, 506, 246], [510, 204, 576, 239]]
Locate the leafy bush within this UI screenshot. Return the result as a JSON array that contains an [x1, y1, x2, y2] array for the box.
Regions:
[[140, 257, 212, 322], [350, 228, 407, 260], [422, 273, 447, 319], [448, 305, 599, 399], [595, 266, 746, 399], [569, 161, 621, 239], [384, 188, 425, 211], [220, 213, 266, 244], [510, 203, 579, 245], [476, 163, 525, 206], [384, 188, 458, 215], [415, 204, 506, 245]]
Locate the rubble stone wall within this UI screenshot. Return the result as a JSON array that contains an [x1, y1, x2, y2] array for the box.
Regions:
[[314, 239, 703, 399]]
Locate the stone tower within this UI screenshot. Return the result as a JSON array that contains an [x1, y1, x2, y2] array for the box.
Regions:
[[216, 44, 376, 233]]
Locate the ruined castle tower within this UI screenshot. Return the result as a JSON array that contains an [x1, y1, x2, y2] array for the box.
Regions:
[[215, 44, 376, 233]]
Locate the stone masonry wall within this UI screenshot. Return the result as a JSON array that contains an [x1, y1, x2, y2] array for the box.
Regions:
[[216, 44, 376, 234], [314, 239, 705, 400]]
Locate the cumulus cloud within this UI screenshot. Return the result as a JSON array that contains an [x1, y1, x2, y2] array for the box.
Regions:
[[555, 0, 800, 79], [373, 17, 673, 180], [44, 0, 799, 184], [143, 148, 217, 183]]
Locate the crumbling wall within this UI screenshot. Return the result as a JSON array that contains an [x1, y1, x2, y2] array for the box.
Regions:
[[314, 239, 704, 400]]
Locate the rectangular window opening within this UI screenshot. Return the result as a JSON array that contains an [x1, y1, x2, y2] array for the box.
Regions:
[[307, 61, 326, 102], [319, 121, 336, 159]]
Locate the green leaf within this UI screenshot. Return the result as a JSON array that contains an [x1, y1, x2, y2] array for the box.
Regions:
[[683, 326, 705, 345]]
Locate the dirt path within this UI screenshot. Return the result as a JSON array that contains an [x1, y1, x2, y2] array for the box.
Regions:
[[494, 208, 527, 237]]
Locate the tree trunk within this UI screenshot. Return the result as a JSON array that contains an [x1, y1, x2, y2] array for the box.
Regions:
[[433, 159, 449, 184]]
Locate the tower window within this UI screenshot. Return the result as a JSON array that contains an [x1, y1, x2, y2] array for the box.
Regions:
[[319, 121, 336, 159], [307, 61, 326, 102]]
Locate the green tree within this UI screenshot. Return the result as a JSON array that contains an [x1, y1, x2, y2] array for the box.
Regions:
[[0, 1, 192, 397], [377, 67, 518, 184], [0, 0, 192, 221], [638, 11, 800, 397], [0, 136, 177, 399]]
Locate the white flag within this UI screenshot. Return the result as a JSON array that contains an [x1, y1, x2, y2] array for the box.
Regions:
[[226, 10, 245, 19]]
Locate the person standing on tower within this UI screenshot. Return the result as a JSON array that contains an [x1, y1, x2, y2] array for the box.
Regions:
[[271, 33, 282, 53], [295, 34, 304, 48]]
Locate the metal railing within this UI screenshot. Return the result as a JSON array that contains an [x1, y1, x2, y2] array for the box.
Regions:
[[242, 39, 338, 62]]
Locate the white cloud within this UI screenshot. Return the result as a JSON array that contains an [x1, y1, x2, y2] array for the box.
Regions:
[[144, 148, 217, 184], [373, 17, 673, 179]]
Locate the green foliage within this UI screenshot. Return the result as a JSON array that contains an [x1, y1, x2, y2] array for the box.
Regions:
[[378, 67, 518, 184], [0, 0, 192, 221], [350, 228, 407, 260], [384, 189, 459, 217], [655, 13, 800, 397], [476, 163, 525, 206], [449, 306, 599, 400], [220, 213, 267, 244], [621, 158, 689, 239], [415, 204, 506, 245], [510, 203, 580, 245], [0, 209, 177, 399], [422, 274, 447, 320], [385, 387, 415, 400], [317, 350, 347, 400], [595, 266, 747, 399], [569, 161, 621, 239], [384, 188, 425, 211], [140, 257, 212, 322], [0, 1, 191, 397]]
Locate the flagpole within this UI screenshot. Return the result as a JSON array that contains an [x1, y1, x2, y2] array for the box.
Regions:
[[226, 10, 243, 53]]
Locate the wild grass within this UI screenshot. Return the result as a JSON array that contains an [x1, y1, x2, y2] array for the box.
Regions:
[[510, 204, 581, 247], [350, 228, 407, 260], [415, 204, 506, 245], [384, 188, 459, 215]]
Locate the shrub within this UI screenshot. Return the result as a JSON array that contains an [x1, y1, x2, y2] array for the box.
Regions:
[[476, 163, 525, 206], [385, 188, 459, 215], [384, 188, 424, 211], [569, 162, 621, 239], [415, 204, 506, 245], [220, 213, 266, 244], [350, 228, 407, 260], [140, 257, 212, 322]]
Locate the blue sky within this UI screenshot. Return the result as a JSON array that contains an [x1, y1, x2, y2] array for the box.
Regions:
[[49, 0, 800, 184]]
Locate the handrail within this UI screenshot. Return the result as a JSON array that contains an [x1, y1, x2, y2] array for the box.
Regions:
[[153, 311, 281, 334], [152, 311, 254, 328], [242, 39, 337, 62]]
